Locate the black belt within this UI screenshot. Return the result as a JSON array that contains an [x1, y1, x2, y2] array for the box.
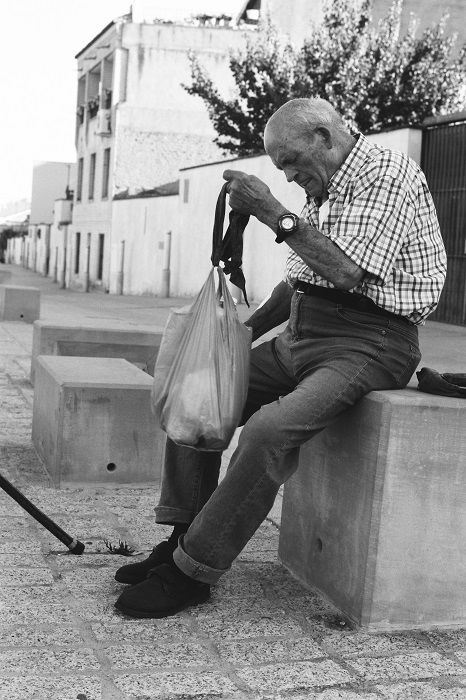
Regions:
[[294, 281, 412, 325]]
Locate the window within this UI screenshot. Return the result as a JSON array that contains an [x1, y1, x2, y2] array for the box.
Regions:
[[76, 76, 86, 126], [76, 158, 84, 201], [97, 234, 105, 281], [183, 179, 189, 203], [102, 148, 111, 199], [74, 232, 81, 274], [88, 153, 96, 200]]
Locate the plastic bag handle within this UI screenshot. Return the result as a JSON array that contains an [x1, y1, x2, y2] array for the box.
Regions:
[[211, 182, 229, 266], [210, 182, 250, 307]]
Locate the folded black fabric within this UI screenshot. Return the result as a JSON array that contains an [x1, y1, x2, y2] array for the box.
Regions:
[[416, 367, 466, 398], [211, 182, 250, 307]]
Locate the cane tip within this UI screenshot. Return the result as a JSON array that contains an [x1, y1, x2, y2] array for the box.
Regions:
[[69, 540, 85, 555]]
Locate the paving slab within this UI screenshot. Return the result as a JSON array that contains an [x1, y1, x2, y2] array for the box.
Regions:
[[0, 264, 465, 699]]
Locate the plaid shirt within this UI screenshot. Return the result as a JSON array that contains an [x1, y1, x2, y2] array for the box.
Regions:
[[285, 133, 447, 325]]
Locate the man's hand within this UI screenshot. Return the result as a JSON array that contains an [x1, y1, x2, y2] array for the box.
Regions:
[[244, 280, 293, 342], [223, 169, 286, 225]]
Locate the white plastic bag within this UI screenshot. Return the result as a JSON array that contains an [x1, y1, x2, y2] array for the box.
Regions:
[[152, 267, 251, 451]]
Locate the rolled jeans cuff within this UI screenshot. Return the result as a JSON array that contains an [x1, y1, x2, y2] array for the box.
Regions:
[[173, 535, 229, 585], [154, 506, 193, 525]]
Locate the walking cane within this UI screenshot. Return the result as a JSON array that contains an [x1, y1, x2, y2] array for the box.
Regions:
[[0, 472, 85, 554]]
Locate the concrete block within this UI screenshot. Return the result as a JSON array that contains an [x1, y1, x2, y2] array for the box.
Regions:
[[278, 388, 466, 631], [0, 285, 40, 323], [30, 321, 164, 384], [32, 356, 164, 486], [0, 269, 12, 283]]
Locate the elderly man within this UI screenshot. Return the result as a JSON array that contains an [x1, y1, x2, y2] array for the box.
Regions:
[[114, 98, 446, 618]]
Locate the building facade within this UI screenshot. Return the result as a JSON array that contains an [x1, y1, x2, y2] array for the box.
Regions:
[[239, 0, 466, 46], [26, 162, 75, 276], [69, 14, 248, 292]]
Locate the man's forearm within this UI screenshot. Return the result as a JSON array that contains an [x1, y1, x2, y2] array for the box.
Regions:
[[256, 201, 363, 290], [244, 280, 293, 342], [223, 168, 364, 291]]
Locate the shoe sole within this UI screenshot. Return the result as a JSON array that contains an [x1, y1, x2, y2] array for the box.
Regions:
[[114, 589, 210, 618], [114, 574, 146, 585]]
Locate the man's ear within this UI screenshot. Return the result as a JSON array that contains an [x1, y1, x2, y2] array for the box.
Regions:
[[315, 126, 332, 149]]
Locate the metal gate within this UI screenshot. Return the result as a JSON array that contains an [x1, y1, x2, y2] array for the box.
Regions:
[[421, 114, 466, 325]]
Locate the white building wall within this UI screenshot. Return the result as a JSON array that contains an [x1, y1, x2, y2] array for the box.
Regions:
[[172, 156, 304, 303], [72, 109, 114, 290], [259, 0, 466, 47], [6, 237, 24, 265], [260, 0, 323, 45], [49, 200, 73, 285], [109, 194, 179, 295], [30, 162, 75, 225], [366, 128, 422, 164], [73, 19, 248, 293], [112, 22, 248, 195]]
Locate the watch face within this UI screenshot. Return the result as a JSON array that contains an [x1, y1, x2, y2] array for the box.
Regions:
[[281, 215, 295, 231]]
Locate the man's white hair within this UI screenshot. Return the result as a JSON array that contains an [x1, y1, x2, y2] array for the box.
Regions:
[[266, 98, 349, 138]]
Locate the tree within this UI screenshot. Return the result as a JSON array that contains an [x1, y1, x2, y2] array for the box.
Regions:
[[183, 0, 466, 155], [184, 18, 297, 155]]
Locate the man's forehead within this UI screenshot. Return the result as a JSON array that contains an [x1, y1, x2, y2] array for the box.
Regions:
[[265, 116, 291, 142]]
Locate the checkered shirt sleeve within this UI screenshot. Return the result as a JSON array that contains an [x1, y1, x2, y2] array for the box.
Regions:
[[285, 134, 447, 325]]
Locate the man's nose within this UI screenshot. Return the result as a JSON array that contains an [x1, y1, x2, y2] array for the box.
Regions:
[[283, 168, 297, 183]]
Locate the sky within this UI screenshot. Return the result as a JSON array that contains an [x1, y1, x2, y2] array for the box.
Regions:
[[0, 0, 244, 211]]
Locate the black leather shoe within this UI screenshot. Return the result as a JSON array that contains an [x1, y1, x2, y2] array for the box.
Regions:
[[114, 540, 175, 584], [114, 563, 210, 618]]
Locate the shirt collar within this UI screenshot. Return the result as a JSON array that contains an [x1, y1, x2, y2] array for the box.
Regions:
[[327, 132, 372, 195]]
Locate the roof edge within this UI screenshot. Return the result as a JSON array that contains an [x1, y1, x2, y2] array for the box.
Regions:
[[179, 151, 264, 172], [75, 20, 115, 59], [423, 111, 466, 127]]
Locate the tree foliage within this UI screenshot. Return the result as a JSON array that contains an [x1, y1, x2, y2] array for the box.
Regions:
[[183, 0, 466, 155]]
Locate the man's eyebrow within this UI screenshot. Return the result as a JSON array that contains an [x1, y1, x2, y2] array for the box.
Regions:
[[277, 151, 297, 167]]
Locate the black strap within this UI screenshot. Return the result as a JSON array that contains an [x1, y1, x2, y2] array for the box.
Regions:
[[211, 182, 250, 307]]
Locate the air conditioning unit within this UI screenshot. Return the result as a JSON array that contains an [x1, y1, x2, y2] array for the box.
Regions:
[[96, 109, 111, 135]]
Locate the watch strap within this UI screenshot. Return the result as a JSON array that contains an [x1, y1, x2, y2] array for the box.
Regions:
[[275, 213, 299, 244]]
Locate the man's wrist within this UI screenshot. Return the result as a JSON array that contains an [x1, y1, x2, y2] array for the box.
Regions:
[[275, 212, 300, 243], [258, 200, 289, 230]]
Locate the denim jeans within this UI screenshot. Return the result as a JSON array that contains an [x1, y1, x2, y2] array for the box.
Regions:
[[155, 293, 421, 584]]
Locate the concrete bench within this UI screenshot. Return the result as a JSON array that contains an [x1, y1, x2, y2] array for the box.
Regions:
[[32, 356, 164, 487], [30, 321, 164, 384], [278, 387, 466, 632], [0, 285, 40, 323]]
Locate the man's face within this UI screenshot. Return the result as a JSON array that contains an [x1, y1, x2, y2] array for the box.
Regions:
[[264, 123, 334, 199]]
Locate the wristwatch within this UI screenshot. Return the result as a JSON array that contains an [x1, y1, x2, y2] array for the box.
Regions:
[[275, 212, 300, 243]]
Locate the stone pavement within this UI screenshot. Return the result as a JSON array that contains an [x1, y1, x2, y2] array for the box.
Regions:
[[0, 264, 465, 700]]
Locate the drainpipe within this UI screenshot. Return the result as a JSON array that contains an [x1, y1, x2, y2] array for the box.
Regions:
[[60, 227, 67, 289], [116, 240, 125, 295], [53, 247, 58, 283], [43, 225, 51, 276], [60, 243, 67, 289], [84, 233, 91, 292], [161, 231, 171, 298], [33, 230, 37, 272]]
